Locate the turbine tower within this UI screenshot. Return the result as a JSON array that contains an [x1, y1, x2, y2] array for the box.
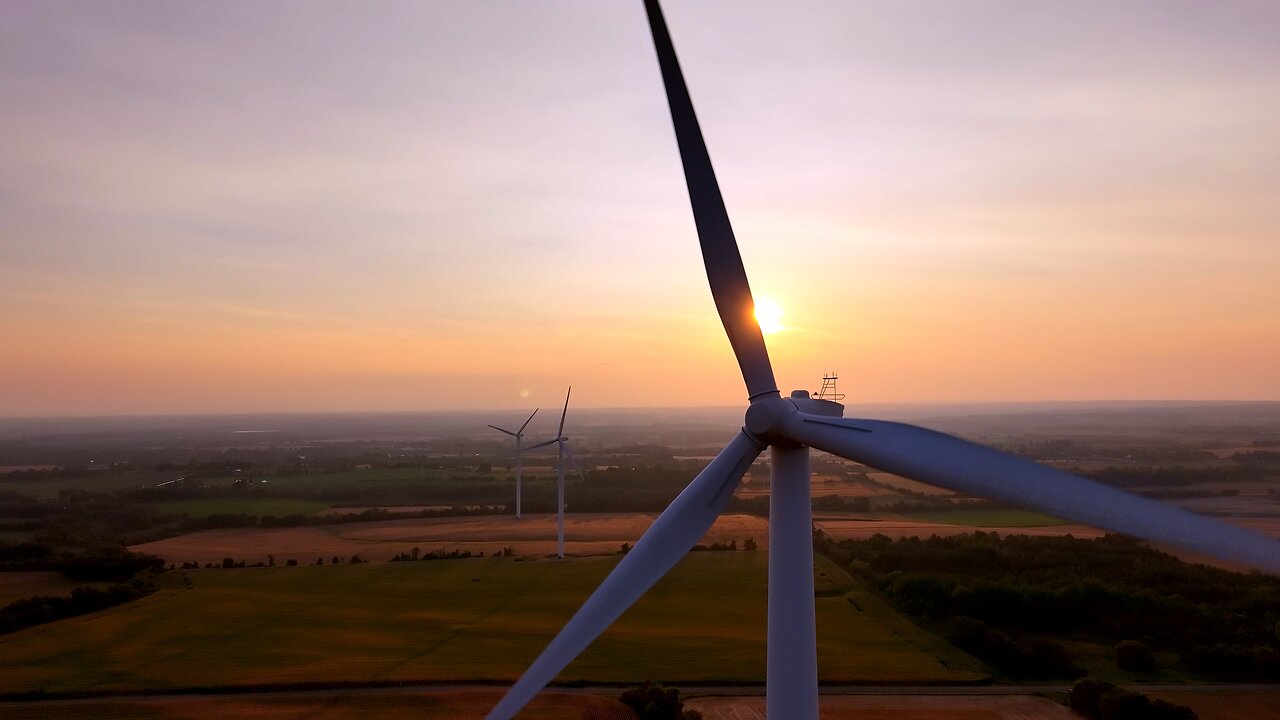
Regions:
[[488, 1, 1280, 717], [488, 408, 538, 519]]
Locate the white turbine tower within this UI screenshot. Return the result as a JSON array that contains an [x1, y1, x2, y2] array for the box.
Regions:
[[489, 409, 539, 519], [525, 388, 585, 560], [488, 1, 1280, 718]]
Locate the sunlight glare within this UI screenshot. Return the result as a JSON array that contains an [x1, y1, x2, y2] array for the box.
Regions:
[[754, 296, 785, 335]]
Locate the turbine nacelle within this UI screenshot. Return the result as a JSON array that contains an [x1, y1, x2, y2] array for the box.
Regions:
[[744, 390, 842, 446]]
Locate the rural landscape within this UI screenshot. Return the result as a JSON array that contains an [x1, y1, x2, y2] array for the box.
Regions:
[[2, 403, 1279, 718], [4, 0, 1280, 718]]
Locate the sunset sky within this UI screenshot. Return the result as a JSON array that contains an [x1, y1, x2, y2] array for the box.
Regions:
[[2, 0, 1278, 416]]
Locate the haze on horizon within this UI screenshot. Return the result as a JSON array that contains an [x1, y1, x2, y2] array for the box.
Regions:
[[2, 0, 1278, 418]]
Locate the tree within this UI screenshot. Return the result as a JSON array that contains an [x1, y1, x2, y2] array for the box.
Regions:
[[618, 682, 702, 720], [743, 537, 758, 551], [1100, 687, 1152, 720], [1070, 679, 1197, 720], [1115, 640, 1155, 672], [1070, 680, 1115, 719]]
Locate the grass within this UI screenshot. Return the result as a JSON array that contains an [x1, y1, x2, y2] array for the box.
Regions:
[[151, 498, 330, 519], [904, 509, 1068, 528], [813, 555, 988, 681], [0, 553, 986, 695]]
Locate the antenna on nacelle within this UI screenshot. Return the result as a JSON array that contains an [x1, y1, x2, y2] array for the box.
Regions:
[[815, 372, 846, 402]]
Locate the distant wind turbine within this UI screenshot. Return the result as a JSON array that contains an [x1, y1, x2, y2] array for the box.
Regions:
[[488, 1, 1280, 718], [488, 408, 538, 519], [525, 388, 584, 559]]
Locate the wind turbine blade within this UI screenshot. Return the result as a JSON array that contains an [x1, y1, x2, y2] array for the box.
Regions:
[[784, 415, 1280, 574], [488, 425, 518, 437], [519, 408, 539, 435], [643, 0, 778, 402], [526, 438, 560, 451], [487, 430, 764, 720], [558, 387, 571, 437]]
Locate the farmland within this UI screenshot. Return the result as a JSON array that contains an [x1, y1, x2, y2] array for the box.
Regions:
[[865, 472, 955, 497], [129, 512, 771, 565], [0, 553, 987, 696], [152, 498, 331, 520], [4, 404, 1280, 717], [0, 690, 630, 720], [4, 687, 1277, 720], [812, 516, 1107, 542], [0, 572, 107, 606], [687, 694, 1079, 720], [902, 508, 1067, 528], [262, 467, 499, 494], [1148, 688, 1280, 720], [737, 474, 893, 499], [686, 690, 1280, 720], [0, 470, 157, 498]]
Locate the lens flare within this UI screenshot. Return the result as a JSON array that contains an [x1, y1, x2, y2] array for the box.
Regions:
[[754, 296, 784, 335]]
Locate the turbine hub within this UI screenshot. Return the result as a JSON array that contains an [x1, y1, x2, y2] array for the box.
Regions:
[[744, 395, 794, 445]]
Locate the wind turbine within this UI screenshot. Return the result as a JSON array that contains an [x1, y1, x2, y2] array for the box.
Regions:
[[525, 387, 586, 559], [488, 1, 1280, 718], [489, 409, 539, 519]]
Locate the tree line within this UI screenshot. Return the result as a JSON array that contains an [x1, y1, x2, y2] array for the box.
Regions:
[[816, 531, 1280, 681]]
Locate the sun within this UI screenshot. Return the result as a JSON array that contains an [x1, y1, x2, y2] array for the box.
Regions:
[[754, 296, 784, 335]]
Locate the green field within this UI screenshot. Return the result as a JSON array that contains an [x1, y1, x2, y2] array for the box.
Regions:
[[905, 509, 1068, 527], [811, 555, 984, 680], [152, 498, 331, 519], [0, 471, 156, 498], [0, 553, 987, 695], [259, 467, 530, 495]]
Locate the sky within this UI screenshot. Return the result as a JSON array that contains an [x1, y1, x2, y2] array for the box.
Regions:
[[1, 0, 1278, 416]]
